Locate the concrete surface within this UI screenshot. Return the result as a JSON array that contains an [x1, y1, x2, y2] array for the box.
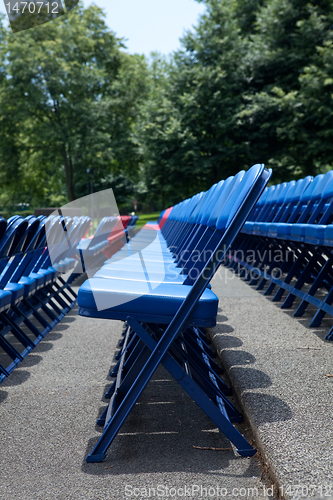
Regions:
[[1, 265, 333, 500], [0, 286, 269, 500], [209, 266, 333, 500]]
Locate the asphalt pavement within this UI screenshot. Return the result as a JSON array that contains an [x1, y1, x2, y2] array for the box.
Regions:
[[1, 267, 333, 500]]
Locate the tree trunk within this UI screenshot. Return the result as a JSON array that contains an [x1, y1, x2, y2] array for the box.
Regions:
[[62, 143, 75, 201]]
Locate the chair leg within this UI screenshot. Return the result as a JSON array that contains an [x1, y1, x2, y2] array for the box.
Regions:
[[86, 318, 256, 462], [272, 249, 308, 302], [294, 257, 333, 317], [281, 252, 322, 309], [310, 286, 333, 327]]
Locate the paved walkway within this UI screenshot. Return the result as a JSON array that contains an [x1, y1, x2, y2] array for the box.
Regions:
[[1, 269, 333, 500], [210, 267, 333, 500], [0, 285, 268, 500]]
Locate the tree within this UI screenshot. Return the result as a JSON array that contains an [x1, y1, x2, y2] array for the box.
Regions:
[[0, 3, 149, 208], [138, 0, 333, 198], [137, 0, 257, 207], [237, 0, 333, 179], [135, 54, 191, 210]]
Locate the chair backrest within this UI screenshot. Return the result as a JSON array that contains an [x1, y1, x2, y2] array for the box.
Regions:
[[266, 182, 293, 221], [286, 176, 313, 203], [305, 172, 331, 202], [254, 185, 277, 221], [249, 185, 275, 221], [0, 218, 7, 242], [317, 171, 333, 199], [21, 217, 41, 252], [179, 193, 203, 222], [188, 184, 219, 224], [224, 165, 271, 230], [154, 164, 271, 361], [199, 182, 225, 225], [206, 172, 245, 228], [270, 176, 313, 223], [0, 218, 29, 258]]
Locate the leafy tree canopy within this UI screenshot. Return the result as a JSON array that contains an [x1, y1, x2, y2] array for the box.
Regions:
[[0, 2, 149, 210], [2, 0, 333, 213]]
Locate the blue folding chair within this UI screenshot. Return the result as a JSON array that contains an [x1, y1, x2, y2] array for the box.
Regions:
[[77, 164, 271, 462], [0, 214, 91, 384], [225, 170, 333, 338], [95, 174, 249, 286]]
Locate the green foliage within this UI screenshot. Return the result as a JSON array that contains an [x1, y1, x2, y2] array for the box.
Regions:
[[0, 3, 149, 210], [2, 0, 333, 214], [136, 212, 161, 229], [137, 0, 333, 204]]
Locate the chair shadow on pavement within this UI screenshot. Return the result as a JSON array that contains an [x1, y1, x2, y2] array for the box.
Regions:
[[80, 310, 292, 477], [210, 316, 293, 427], [245, 281, 333, 343], [81, 364, 261, 477], [0, 311, 73, 392], [0, 388, 8, 402]]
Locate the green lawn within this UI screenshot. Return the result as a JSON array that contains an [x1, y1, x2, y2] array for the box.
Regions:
[[136, 212, 161, 229]]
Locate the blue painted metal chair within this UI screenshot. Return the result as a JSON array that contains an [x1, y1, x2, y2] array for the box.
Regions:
[[96, 173, 250, 286], [77, 164, 271, 462], [0, 216, 43, 380], [0, 214, 92, 384], [225, 169, 333, 339], [261, 172, 333, 306]]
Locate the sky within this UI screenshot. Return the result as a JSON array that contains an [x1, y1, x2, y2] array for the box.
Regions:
[[0, 0, 206, 57]]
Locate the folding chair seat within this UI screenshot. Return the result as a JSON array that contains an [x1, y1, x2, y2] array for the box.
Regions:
[[101, 174, 246, 283], [103, 247, 176, 266], [288, 223, 307, 242], [17, 276, 37, 297], [0, 290, 12, 312], [77, 164, 271, 461], [79, 279, 219, 326], [303, 224, 327, 246], [324, 225, 333, 247], [267, 223, 293, 240], [4, 282, 25, 303], [251, 222, 271, 236], [95, 269, 188, 285], [107, 232, 171, 253]]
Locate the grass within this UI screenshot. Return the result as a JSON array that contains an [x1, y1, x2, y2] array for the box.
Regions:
[[136, 212, 161, 229]]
